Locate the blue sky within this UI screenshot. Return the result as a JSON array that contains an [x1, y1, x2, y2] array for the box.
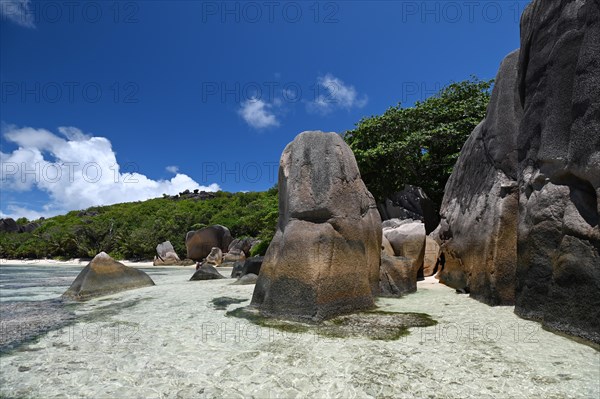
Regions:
[[0, 0, 526, 219]]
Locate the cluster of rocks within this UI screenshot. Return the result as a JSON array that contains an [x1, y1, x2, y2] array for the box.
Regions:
[[380, 219, 426, 296], [190, 235, 264, 282], [0, 218, 42, 234], [378, 185, 439, 235], [153, 241, 194, 266], [190, 254, 265, 283], [436, 0, 599, 343], [149, 223, 263, 283], [163, 190, 216, 201]]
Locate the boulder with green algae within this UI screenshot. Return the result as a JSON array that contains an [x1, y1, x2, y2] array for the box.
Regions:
[[251, 131, 382, 322], [62, 252, 155, 301]]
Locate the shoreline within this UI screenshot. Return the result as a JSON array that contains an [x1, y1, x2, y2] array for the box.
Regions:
[[0, 258, 184, 268]]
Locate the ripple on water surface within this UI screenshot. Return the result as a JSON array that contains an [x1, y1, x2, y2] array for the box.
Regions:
[[0, 268, 598, 398]]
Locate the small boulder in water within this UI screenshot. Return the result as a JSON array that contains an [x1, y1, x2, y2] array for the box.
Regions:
[[190, 263, 226, 280], [232, 273, 259, 285], [62, 252, 155, 301]]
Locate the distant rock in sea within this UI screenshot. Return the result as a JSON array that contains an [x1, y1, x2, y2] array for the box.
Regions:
[[62, 252, 155, 301], [190, 264, 226, 280]]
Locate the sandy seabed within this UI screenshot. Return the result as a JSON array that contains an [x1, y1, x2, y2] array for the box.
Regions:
[[0, 269, 598, 399]]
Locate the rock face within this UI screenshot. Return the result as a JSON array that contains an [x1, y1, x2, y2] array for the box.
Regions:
[[230, 261, 245, 278], [156, 241, 178, 259], [437, 49, 521, 306], [381, 235, 395, 257], [190, 264, 225, 280], [231, 256, 264, 279], [251, 131, 382, 321], [383, 219, 426, 278], [185, 225, 233, 261], [228, 237, 257, 257], [232, 273, 259, 285], [379, 253, 419, 297], [437, 0, 599, 343], [0, 218, 19, 233], [242, 256, 264, 276], [205, 247, 223, 266], [222, 249, 246, 264], [515, 0, 600, 343], [0, 218, 41, 234], [153, 241, 188, 266], [62, 252, 155, 300], [423, 236, 440, 277], [378, 185, 439, 234]]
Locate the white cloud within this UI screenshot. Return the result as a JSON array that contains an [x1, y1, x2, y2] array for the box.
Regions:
[[0, 0, 35, 28], [166, 165, 179, 174], [0, 205, 49, 221], [308, 74, 368, 115], [0, 125, 220, 219], [238, 98, 280, 129]]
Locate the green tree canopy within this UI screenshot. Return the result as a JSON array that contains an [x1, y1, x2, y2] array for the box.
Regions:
[[344, 77, 493, 206], [0, 188, 278, 261]]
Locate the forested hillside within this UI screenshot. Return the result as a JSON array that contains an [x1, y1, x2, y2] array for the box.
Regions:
[[0, 189, 278, 260]]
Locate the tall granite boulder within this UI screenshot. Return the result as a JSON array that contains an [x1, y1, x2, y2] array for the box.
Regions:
[[515, 0, 600, 343], [251, 131, 382, 321], [62, 252, 155, 301], [379, 254, 419, 297], [383, 219, 426, 278], [156, 241, 177, 259], [205, 247, 223, 266], [437, 49, 521, 306], [185, 225, 233, 261], [423, 236, 440, 277], [154, 241, 184, 266]]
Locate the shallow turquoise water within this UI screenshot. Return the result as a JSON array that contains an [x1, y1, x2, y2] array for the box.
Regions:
[[0, 264, 598, 398]]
